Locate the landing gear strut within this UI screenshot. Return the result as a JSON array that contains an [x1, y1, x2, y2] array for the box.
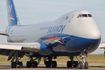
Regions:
[[11, 51, 23, 68]]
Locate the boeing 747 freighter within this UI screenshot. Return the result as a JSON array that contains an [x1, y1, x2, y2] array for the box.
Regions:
[[0, 0, 101, 69]]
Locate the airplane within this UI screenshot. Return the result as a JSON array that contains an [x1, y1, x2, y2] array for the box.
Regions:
[[0, 0, 101, 69], [98, 43, 105, 56]]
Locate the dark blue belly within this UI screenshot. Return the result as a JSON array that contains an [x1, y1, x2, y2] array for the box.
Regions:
[[33, 34, 101, 57]]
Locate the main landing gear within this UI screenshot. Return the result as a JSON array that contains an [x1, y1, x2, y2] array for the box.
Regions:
[[44, 57, 57, 68], [11, 51, 41, 68], [11, 51, 23, 68], [67, 56, 78, 68], [10, 51, 88, 69], [26, 57, 41, 68]]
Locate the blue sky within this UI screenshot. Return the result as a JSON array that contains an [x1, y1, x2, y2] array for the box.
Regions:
[[0, 0, 105, 54]]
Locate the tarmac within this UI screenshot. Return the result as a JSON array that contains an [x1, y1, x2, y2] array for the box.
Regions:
[[0, 65, 105, 70]]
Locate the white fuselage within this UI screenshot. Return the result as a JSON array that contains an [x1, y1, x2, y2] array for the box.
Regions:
[[6, 10, 101, 43]]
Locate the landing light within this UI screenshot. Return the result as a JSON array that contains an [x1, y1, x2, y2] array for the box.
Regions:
[[31, 46, 33, 48], [35, 46, 37, 48]]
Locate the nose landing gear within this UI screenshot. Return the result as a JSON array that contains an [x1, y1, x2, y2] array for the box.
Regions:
[[78, 51, 88, 69], [78, 57, 88, 69]]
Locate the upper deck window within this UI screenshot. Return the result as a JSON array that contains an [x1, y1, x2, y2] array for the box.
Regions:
[[77, 14, 92, 18]]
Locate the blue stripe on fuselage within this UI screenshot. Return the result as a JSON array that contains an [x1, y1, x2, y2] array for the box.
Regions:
[[37, 41, 47, 50], [64, 35, 101, 53], [37, 34, 101, 56]]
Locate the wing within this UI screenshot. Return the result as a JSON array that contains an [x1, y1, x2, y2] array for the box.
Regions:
[[99, 43, 105, 49], [0, 31, 8, 36], [0, 41, 47, 52], [0, 41, 47, 60]]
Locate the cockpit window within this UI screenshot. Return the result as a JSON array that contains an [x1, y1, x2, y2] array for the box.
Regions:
[[88, 14, 92, 17], [82, 14, 87, 17], [77, 14, 92, 18]]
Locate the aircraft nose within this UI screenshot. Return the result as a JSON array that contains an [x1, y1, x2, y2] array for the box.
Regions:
[[84, 19, 101, 39], [91, 30, 101, 39], [88, 25, 101, 39]]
